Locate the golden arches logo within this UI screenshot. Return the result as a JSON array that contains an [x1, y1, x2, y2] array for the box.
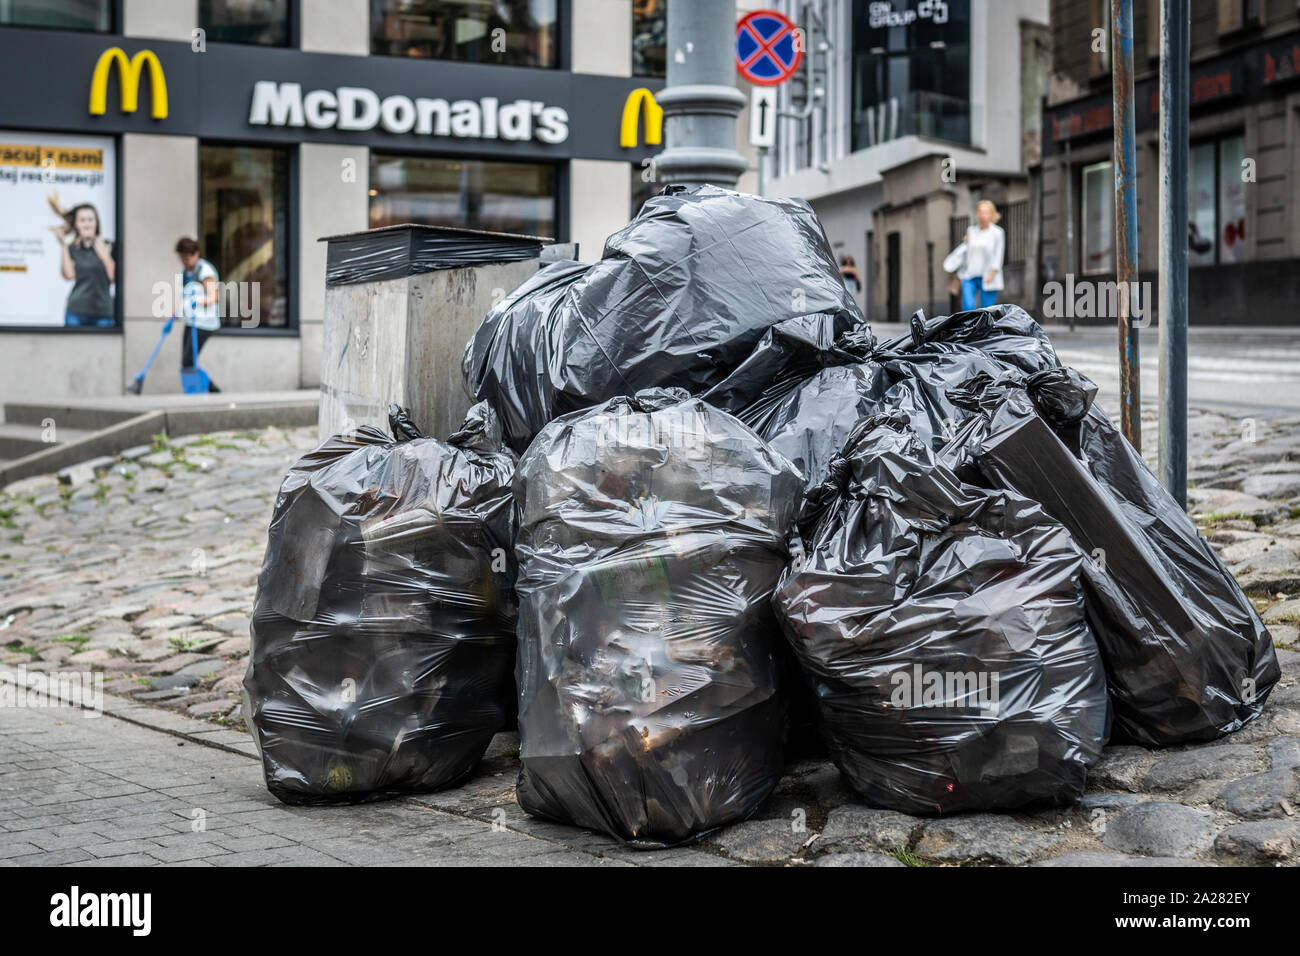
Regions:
[[89, 47, 168, 119], [620, 88, 662, 148]]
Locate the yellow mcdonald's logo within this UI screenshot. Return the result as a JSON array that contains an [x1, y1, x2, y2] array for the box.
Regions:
[[89, 47, 168, 120], [620, 87, 662, 148]]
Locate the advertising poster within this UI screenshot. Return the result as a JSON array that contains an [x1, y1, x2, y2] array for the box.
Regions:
[[0, 130, 117, 327]]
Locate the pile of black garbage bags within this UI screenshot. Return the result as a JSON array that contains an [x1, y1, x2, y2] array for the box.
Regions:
[[246, 185, 1280, 847]]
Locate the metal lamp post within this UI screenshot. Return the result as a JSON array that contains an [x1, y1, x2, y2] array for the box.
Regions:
[[655, 0, 748, 188]]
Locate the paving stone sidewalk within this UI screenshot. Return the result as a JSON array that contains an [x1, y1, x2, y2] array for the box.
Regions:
[[0, 410, 1299, 867]]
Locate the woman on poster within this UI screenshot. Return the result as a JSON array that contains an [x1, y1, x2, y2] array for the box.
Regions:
[[50, 197, 116, 327]]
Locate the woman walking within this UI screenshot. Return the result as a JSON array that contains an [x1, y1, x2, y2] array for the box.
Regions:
[[950, 199, 1005, 311]]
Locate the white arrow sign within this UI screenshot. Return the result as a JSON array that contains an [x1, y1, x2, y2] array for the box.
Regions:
[[749, 87, 776, 149]]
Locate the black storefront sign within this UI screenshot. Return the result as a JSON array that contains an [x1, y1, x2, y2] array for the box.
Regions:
[[1043, 40, 1270, 155], [0, 27, 661, 164]]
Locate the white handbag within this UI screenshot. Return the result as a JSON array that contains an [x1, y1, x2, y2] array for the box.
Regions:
[[942, 243, 967, 274]]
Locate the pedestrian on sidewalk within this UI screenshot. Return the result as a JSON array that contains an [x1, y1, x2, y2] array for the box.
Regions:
[[948, 200, 1005, 311], [175, 237, 221, 393], [840, 254, 861, 295]]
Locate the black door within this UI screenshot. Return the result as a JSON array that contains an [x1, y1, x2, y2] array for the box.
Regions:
[[886, 231, 901, 324]]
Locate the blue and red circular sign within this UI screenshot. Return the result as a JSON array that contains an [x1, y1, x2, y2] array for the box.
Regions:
[[736, 10, 802, 86]]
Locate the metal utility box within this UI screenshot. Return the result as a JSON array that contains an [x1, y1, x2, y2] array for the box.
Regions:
[[318, 223, 547, 441]]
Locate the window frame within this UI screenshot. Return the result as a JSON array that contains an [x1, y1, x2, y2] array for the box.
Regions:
[[367, 0, 569, 70], [366, 150, 564, 244], [1079, 158, 1115, 276], [1187, 131, 1247, 269], [0, 0, 117, 33], [195, 139, 298, 336], [632, 0, 668, 80], [197, 0, 296, 48]]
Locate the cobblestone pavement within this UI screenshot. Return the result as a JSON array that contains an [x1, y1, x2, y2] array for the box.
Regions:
[[1, 412, 1299, 867]]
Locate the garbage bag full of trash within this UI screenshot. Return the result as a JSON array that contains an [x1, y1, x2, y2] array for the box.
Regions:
[[702, 315, 886, 492], [878, 305, 1062, 376], [244, 402, 518, 805], [463, 184, 864, 452], [775, 412, 1111, 814], [513, 388, 802, 846], [941, 368, 1280, 746]]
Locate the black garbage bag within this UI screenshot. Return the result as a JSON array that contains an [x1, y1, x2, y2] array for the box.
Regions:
[[878, 347, 1019, 452], [244, 402, 518, 805], [775, 412, 1110, 815], [879, 305, 1062, 376], [463, 184, 864, 452], [701, 315, 886, 494], [942, 368, 1281, 746], [514, 388, 803, 846], [865, 306, 1065, 452]]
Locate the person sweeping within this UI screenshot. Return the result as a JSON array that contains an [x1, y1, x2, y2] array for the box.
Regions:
[[174, 237, 221, 393]]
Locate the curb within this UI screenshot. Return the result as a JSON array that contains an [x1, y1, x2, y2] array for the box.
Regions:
[[0, 663, 259, 761]]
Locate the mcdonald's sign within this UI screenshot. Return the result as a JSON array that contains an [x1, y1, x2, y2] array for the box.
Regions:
[[89, 47, 168, 120], [620, 87, 662, 148]]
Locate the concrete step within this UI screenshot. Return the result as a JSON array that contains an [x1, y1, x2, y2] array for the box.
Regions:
[[0, 422, 93, 460], [0, 391, 318, 489], [2, 402, 139, 431]]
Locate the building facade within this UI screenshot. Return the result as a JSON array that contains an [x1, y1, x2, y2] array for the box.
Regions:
[[763, 0, 1050, 322], [0, 0, 706, 401], [1038, 0, 1300, 326]]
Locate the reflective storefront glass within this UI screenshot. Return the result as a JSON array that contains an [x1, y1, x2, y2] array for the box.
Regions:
[[0, 0, 112, 31], [369, 153, 557, 238], [198, 144, 290, 328], [1081, 160, 1113, 275], [371, 0, 558, 67], [199, 0, 290, 46], [851, 0, 971, 150]]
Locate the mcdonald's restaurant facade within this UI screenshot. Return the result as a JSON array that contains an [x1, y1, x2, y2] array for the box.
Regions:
[[0, 0, 745, 402]]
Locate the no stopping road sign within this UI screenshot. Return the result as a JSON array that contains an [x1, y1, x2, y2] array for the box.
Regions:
[[736, 10, 802, 86]]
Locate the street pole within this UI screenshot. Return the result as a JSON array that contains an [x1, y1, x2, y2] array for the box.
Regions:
[[1111, 0, 1141, 450], [1158, 0, 1189, 506], [1064, 138, 1075, 331], [655, 0, 748, 188]]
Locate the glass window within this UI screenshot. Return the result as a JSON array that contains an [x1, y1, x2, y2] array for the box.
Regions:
[[199, 0, 289, 46], [850, 0, 971, 151], [198, 145, 290, 329], [0, 0, 112, 31], [633, 0, 667, 78], [371, 0, 558, 67], [369, 154, 556, 238], [1188, 142, 1217, 267], [1188, 134, 1247, 267], [1218, 134, 1246, 263], [1080, 160, 1113, 275]]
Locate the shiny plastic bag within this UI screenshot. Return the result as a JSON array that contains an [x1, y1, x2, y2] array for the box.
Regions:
[[703, 315, 885, 492], [775, 412, 1110, 814], [513, 388, 802, 846], [878, 305, 1062, 376], [463, 184, 864, 452], [244, 402, 518, 805], [942, 368, 1281, 746]]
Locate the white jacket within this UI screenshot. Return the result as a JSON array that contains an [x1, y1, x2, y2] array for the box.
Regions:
[[957, 223, 1005, 291]]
